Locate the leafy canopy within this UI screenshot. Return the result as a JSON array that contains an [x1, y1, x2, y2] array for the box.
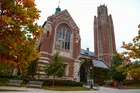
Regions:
[[117, 61, 140, 80], [110, 53, 125, 82], [117, 24, 140, 80], [44, 52, 65, 78], [0, 0, 42, 73], [121, 24, 140, 60]]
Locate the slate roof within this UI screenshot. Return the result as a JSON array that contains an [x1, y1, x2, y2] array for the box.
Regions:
[[92, 60, 109, 69], [80, 49, 94, 57]]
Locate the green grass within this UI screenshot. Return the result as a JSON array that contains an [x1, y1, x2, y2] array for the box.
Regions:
[[43, 86, 90, 91], [0, 89, 25, 92], [124, 84, 140, 89]]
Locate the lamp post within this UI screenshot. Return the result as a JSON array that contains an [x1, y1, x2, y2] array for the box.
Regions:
[[90, 65, 93, 89], [0, 1, 2, 15]]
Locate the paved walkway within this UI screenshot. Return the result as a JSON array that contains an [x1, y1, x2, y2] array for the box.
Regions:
[[0, 86, 140, 93]]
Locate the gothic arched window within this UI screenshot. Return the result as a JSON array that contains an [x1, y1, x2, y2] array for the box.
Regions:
[[56, 23, 71, 51]]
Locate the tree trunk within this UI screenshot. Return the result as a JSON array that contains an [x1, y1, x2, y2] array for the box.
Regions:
[[52, 75, 55, 86]]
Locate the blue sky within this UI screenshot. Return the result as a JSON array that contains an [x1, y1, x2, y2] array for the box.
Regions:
[[35, 0, 140, 52]]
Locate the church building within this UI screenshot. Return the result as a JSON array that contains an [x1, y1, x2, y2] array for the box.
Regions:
[[36, 4, 114, 82], [36, 6, 81, 81]]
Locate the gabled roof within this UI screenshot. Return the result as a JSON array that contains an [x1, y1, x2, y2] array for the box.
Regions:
[[80, 49, 94, 57], [47, 9, 79, 30], [92, 60, 109, 69]]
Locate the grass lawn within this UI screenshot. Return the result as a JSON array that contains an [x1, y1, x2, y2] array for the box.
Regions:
[[0, 89, 25, 92], [43, 86, 90, 91], [124, 84, 140, 89]]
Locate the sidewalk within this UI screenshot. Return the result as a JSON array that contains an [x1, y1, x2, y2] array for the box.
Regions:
[[0, 86, 118, 93], [0, 86, 139, 93]]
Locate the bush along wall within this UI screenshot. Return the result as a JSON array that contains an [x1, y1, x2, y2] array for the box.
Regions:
[[123, 80, 140, 86], [39, 79, 83, 87]]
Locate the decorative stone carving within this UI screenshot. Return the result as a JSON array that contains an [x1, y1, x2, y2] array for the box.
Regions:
[[55, 38, 62, 50], [75, 31, 80, 43], [43, 22, 52, 37]]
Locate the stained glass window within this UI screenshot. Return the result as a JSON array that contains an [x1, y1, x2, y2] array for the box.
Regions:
[[56, 24, 71, 51]]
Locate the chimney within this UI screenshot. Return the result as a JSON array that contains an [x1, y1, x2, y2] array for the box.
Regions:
[[86, 48, 89, 51]]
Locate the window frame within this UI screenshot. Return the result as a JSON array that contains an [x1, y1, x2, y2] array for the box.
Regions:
[[55, 23, 71, 52]]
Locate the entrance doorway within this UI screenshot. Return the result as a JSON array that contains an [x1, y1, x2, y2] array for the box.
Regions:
[[80, 65, 87, 83]]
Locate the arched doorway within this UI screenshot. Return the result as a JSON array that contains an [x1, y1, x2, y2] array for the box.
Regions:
[[80, 64, 87, 83]]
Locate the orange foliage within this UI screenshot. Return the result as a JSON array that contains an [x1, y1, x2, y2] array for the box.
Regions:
[[0, 0, 42, 74], [121, 24, 140, 59]]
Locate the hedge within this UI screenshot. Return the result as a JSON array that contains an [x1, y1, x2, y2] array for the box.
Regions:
[[0, 77, 83, 87], [39, 79, 83, 86], [123, 80, 140, 85]]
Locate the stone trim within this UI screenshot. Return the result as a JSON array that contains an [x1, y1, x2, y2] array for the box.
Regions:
[[38, 60, 49, 63], [40, 57, 50, 60], [40, 51, 52, 56]]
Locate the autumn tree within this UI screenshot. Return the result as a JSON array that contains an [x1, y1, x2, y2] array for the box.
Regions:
[[44, 52, 65, 86], [121, 24, 140, 60], [117, 61, 140, 80], [0, 0, 42, 74], [119, 24, 140, 80]]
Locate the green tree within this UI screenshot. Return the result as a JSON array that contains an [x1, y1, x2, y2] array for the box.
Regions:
[[110, 53, 126, 82], [117, 61, 140, 80], [27, 60, 37, 80], [44, 52, 65, 86], [0, 63, 14, 77], [111, 53, 123, 66], [0, 0, 42, 74]]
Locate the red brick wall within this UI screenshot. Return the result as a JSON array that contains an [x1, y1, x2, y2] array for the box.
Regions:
[[94, 6, 116, 65], [39, 10, 81, 79]]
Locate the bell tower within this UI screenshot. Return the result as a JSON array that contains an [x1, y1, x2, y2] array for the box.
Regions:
[[94, 5, 116, 66]]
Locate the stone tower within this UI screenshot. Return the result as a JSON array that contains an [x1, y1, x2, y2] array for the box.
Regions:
[[94, 5, 116, 66]]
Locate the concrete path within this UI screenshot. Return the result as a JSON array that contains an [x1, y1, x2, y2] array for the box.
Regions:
[[0, 86, 140, 93]]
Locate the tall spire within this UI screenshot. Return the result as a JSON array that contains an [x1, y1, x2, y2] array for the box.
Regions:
[[58, 0, 60, 8], [55, 0, 61, 14]]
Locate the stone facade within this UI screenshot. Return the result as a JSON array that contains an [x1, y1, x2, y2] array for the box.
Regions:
[[94, 5, 116, 66], [36, 5, 115, 81], [37, 9, 81, 80]]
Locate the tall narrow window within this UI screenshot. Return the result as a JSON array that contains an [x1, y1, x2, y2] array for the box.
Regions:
[[56, 24, 71, 51]]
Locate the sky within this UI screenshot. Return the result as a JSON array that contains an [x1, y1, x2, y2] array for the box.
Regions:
[[35, 0, 140, 53]]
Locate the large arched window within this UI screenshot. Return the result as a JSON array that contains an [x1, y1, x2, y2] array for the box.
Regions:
[[56, 23, 71, 51]]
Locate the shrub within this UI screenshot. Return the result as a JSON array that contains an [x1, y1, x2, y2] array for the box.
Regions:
[[123, 80, 140, 86], [0, 78, 9, 84], [97, 82, 105, 86], [0, 64, 14, 77], [39, 79, 83, 87]]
